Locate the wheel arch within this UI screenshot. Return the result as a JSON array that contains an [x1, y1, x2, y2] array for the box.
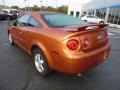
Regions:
[[30, 42, 53, 69], [84, 20, 87, 22], [99, 21, 104, 23]]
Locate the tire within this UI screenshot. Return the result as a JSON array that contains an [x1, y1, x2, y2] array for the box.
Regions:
[[8, 33, 15, 45], [99, 21, 104, 24], [84, 20, 87, 22], [32, 48, 51, 76]]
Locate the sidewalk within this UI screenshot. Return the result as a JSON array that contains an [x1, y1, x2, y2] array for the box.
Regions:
[[108, 27, 120, 35]]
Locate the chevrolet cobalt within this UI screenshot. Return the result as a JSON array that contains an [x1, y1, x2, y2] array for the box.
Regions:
[[8, 12, 111, 76]]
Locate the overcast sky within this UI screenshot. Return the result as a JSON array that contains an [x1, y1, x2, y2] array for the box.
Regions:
[[0, 0, 93, 8]]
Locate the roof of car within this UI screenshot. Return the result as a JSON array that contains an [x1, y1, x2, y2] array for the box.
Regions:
[[26, 11, 60, 15], [18, 11, 64, 18]]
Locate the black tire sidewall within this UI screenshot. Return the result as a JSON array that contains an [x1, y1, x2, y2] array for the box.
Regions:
[[99, 21, 104, 24], [33, 48, 51, 76]]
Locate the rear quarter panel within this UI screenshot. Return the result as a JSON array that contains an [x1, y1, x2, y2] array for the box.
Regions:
[[29, 27, 73, 69]]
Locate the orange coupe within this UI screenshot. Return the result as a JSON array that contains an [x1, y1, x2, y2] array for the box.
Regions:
[[8, 12, 111, 76]]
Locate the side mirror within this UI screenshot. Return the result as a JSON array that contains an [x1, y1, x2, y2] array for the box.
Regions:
[[8, 20, 17, 27], [13, 21, 17, 26]]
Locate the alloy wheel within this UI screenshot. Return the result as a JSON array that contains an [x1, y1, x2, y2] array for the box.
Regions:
[[34, 53, 44, 73]]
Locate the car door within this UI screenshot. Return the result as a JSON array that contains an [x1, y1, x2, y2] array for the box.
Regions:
[[18, 16, 43, 51], [88, 16, 99, 23], [11, 14, 31, 50], [85, 16, 92, 22], [90, 16, 99, 23]]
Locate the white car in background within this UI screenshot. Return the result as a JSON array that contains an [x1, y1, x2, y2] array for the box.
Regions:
[[81, 15, 105, 24]]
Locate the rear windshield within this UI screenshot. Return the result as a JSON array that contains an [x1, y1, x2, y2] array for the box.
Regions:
[[42, 13, 88, 27]]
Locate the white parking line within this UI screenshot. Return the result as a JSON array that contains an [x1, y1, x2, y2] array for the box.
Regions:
[[108, 32, 115, 36], [109, 36, 120, 39]]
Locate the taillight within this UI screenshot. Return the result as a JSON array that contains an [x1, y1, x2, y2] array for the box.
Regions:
[[82, 38, 90, 49], [67, 39, 79, 50]]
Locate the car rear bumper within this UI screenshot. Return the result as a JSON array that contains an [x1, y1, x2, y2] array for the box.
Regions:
[[51, 42, 111, 74]]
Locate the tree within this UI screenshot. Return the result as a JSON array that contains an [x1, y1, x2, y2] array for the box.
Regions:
[[56, 6, 68, 14], [22, 5, 68, 13], [44, 6, 56, 11], [32, 5, 40, 11], [11, 6, 19, 9]]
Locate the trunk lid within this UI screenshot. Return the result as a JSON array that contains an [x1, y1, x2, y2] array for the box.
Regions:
[[64, 24, 108, 51]]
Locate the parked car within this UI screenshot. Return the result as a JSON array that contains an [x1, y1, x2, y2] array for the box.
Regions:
[[81, 15, 105, 24], [2, 9, 18, 20], [0, 11, 10, 21], [9, 11, 18, 20], [8, 12, 111, 76]]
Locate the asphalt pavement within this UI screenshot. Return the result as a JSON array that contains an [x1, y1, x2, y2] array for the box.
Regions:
[[0, 21, 120, 90]]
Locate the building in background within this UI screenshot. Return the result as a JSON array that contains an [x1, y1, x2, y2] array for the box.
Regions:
[[68, 3, 82, 18], [68, 0, 120, 28]]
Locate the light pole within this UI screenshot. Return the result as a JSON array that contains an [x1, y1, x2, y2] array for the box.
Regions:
[[2, 0, 5, 6], [40, 0, 42, 11], [24, 0, 27, 11], [55, 0, 57, 8], [28, 0, 30, 11], [46, 0, 48, 7]]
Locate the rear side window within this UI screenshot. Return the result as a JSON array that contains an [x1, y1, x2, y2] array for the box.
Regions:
[[42, 13, 88, 27], [28, 17, 42, 28], [87, 16, 98, 19], [17, 14, 30, 26]]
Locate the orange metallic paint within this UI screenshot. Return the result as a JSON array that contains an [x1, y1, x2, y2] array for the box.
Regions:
[[9, 12, 111, 74]]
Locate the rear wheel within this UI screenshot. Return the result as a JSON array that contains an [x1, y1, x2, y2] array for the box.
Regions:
[[32, 48, 51, 76], [84, 20, 87, 22], [99, 21, 104, 24]]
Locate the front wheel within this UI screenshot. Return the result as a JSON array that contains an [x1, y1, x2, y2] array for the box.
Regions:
[[33, 48, 51, 76], [8, 33, 14, 45]]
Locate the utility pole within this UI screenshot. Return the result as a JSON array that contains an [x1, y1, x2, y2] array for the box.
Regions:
[[2, 0, 5, 6], [40, 0, 42, 11], [28, 0, 30, 11], [55, 0, 57, 8], [24, 0, 27, 11], [46, 0, 48, 7]]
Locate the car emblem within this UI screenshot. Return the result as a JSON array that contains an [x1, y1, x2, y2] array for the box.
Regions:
[[97, 32, 106, 40]]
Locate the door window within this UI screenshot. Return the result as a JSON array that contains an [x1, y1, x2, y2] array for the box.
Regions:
[[28, 17, 42, 28], [17, 14, 31, 26], [87, 16, 98, 19]]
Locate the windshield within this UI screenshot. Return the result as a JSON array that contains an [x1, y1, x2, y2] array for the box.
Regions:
[[42, 13, 89, 27]]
